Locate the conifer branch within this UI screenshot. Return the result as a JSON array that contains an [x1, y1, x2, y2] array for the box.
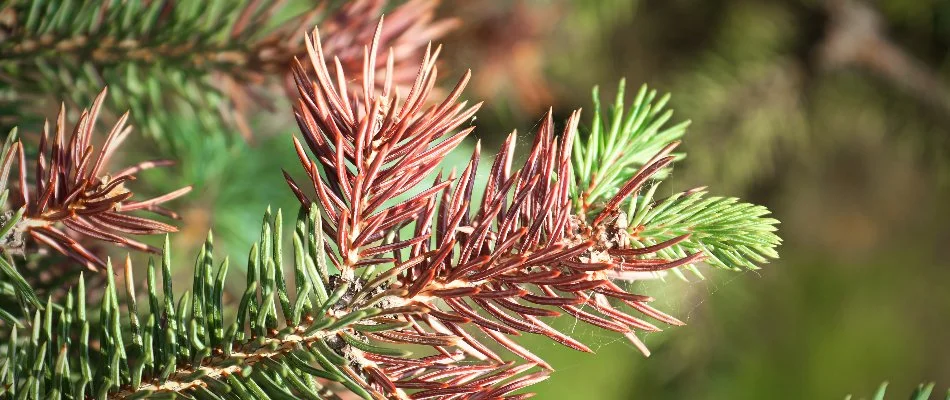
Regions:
[[571, 80, 689, 215], [0, 208, 545, 399], [0, 89, 190, 271], [0, 0, 456, 139], [285, 19, 782, 379], [0, 13, 783, 400], [572, 80, 781, 278]]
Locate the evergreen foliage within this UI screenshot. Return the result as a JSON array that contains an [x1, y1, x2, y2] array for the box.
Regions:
[[0, 4, 784, 400], [847, 383, 949, 400], [571, 80, 780, 278], [0, 0, 454, 140]]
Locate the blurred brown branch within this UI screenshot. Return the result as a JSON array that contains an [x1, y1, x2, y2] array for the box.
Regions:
[[819, 0, 950, 115]]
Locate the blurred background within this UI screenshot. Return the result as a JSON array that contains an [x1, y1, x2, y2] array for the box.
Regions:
[[5, 0, 950, 398]]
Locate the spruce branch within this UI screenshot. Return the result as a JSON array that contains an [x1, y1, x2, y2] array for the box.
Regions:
[[0, 88, 190, 271], [571, 80, 781, 277], [286, 18, 781, 387], [0, 12, 784, 400], [0, 0, 456, 139], [571, 80, 689, 215], [0, 207, 546, 399], [623, 187, 781, 277]]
